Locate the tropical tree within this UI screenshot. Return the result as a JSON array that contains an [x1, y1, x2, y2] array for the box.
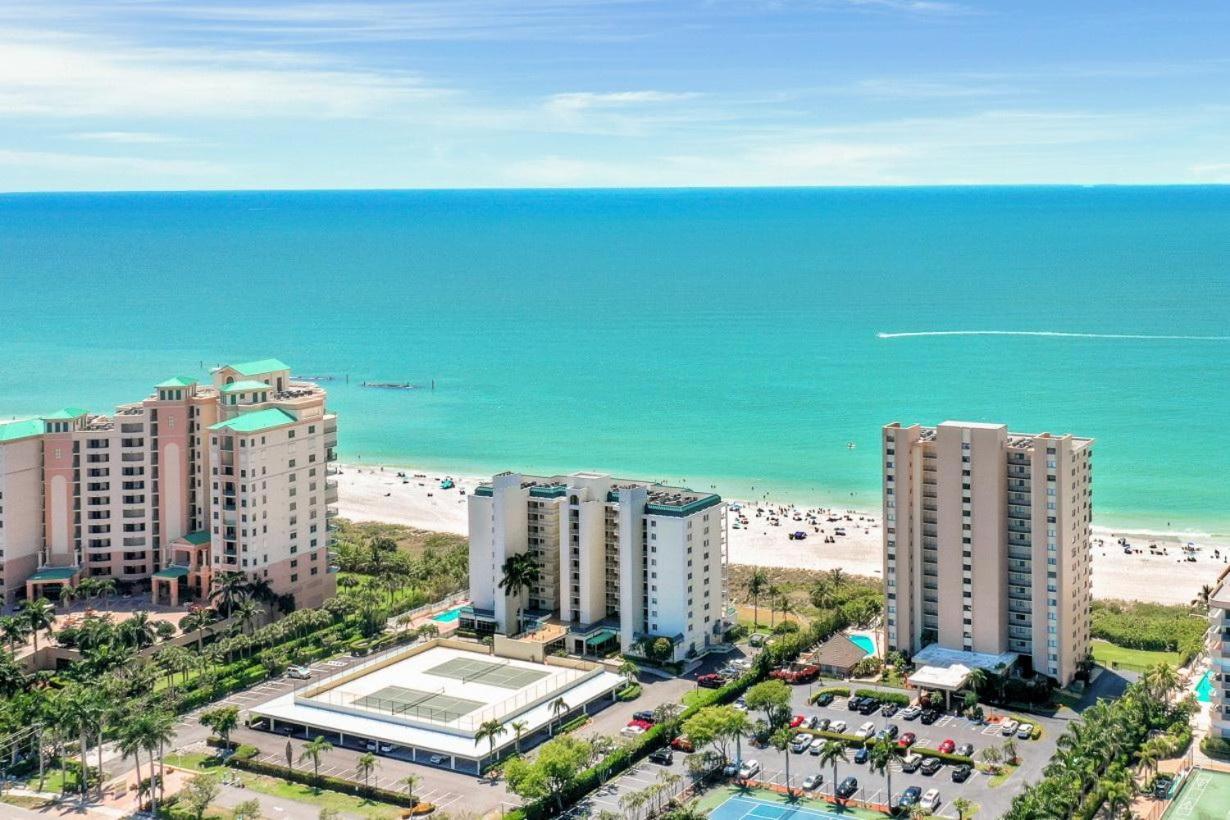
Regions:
[[769, 726, 795, 797], [550, 697, 569, 734], [60, 686, 102, 799], [19, 598, 56, 653], [744, 679, 791, 730], [299, 736, 334, 782], [511, 719, 529, 752], [200, 705, 240, 751], [141, 709, 176, 810], [618, 657, 639, 683], [122, 611, 156, 649], [355, 752, 378, 790], [210, 571, 250, 616], [97, 578, 117, 609], [980, 745, 1003, 773], [1001, 737, 1019, 765], [818, 740, 848, 795], [775, 594, 794, 628], [179, 773, 220, 820], [868, 738, 897, 804], [0, 615, 31, 652], [1193, 583, 1215, 612], [766, 584, 781, 627], [58, 584, 76, 612], [233, 797, 263, 819], [180, 608, 211, 652], [401, 773, 419, 803], [953, 796, 974, 820], [475, 719, 508, 760], [746, 569, 769, 628]]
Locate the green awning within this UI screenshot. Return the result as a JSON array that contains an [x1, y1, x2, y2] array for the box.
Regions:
[[153, 565, 190, 579], [585, 628, 619, 648], [28, 567, 78, 582], [180, 531, 211, 546], [222, 380, 272, 394], [225, 358, 290, 376], [209, 408, 296, 433]]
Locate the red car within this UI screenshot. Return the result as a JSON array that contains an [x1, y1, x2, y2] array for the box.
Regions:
[[697, 674, 726, 689], [938, 738, 956, 754], [670, 736, 695, 752], [789, 715, 805, 728], [627, 719, 653, 730], [897, 732, 917, 748]]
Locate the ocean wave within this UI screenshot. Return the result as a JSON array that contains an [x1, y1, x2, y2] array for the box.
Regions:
[[877, 330, 1230, 341]]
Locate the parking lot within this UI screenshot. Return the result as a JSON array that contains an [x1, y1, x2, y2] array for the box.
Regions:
[[712, 687, 1064, 818]]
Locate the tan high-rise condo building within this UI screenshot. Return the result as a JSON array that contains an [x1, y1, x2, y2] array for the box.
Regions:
[[1, 358, 337, 610], [882, 421, 1093, 685]]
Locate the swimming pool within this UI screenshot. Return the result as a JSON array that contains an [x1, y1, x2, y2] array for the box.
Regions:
[[433, 605, 465, 623], [1197, 670, 1212, 703], [850, 634, 875, 656]]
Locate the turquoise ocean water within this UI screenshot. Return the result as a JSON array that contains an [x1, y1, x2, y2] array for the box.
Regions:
[[1, 187, 1227, 533]]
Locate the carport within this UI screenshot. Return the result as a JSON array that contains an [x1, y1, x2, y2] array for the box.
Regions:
[[908, 663, 971, 709]]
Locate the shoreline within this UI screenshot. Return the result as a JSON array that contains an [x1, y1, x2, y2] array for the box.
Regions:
[[334, 461, 1230, 607]]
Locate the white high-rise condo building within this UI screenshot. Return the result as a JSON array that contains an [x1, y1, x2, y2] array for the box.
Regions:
[[463, 471, 729, 662], [882, 421, 1093, 685]]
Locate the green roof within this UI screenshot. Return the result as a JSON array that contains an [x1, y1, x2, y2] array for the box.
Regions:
[[180, 531, 211, 546], [28, 567, 79, 582], [209, 408, 296, 434], [226, 358, 290, 376], [157, 376, 197, 388], [222, 380, 272, 394], [153, 565, 190, 579], [42, 407, 88, 421], [0, 418, 43, 442]]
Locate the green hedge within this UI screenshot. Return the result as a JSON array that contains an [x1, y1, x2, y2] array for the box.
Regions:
[[227, 754, 416, 807], [616, 684, 642, 702], [810, 687, 850, 702], [912, 747, 975, 766], [854, 688, 911, 707]]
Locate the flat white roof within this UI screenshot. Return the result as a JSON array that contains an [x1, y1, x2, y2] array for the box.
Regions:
[[249, 645, 625, 760], [912, 643, 1017, 673], [909, 663, 972, 691]]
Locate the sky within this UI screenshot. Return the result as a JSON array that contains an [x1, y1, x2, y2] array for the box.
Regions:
[[1, 1, 1229, 190]]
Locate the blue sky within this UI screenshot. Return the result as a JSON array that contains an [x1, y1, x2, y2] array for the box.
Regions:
[[1, 1, 1228, 190]]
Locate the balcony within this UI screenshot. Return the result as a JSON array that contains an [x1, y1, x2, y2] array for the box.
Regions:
[[325, 505, 338, 518]]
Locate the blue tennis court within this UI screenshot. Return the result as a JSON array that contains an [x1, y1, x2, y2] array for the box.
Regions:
[[709, 794, 852, 820]]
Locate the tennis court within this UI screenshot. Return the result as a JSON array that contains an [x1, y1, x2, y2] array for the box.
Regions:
[[353, 685, 485, 722], [708, 793, 854, 820], [427, 656, 550, 689], [1164, 768, 1230, 819]]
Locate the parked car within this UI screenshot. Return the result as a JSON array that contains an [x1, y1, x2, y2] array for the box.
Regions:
[[809, 737, 826, 755], [737, 760, 761, 779], [876, 724, 899, 741], [858, 699, 881, 715], [734, 697, 749, 712], [1017, 723, 1035, 739], [379, 743, 395, 753], [901, 753, 923, 773], [791, 734, 811, 753], [920, 709, 939, 725], [920, 788, 941, 812], [807, 715, 822, 729], [813, 717, 831, 732], [898, 786, 923, 808], [620, 724, 646, 738], [836, 776, 859, 799], [900, 705, 922, 720], [938, 738, 956, 754], [648, 748, 673, 765], [847, 696, 864, 711], [880, 703, 898, 718], [428, 754, 446, 765], [697, 674, 726, 689], [920, 757, 943, 775], [723, 759, 742, 777], [1001, 719, 1020, 735], [814, 692, 835, 707], [803, 773, 823, 791], [1154, 776, 1174, 799], [854, 746, 869, 764], [364, 741, 378, 752], [789, 715, 806, 728], [633, 710, 656, 723], [952, 764, 972, 783], [830, 720, 847, 734], [670, 736, 695, 752], [955, 742, 974, 757], [855, 721, 876, 740], [898, 732, 917, 748], [286, 665, 311, 679]]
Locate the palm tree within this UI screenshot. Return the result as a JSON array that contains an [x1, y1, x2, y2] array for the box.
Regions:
[[299, 736, 333, 782], [180, 609, 210, 652], [746, 569, 769, 628], [868, 738, 897, 805], [776, 594, 794, 627], [1001, 737, 1019, 765], [97, 578, 116, 609], [475, 719, 508, 762], [233, 598, 260, 637], [117, 714, 147, 809], [511, 720, 529, 752], [58, 584, 76, 612], [210, 571, 250, 616], [550, 697, 569, 735], [618, 658, 639, 683], [122, 611, 156, 649], [827, 567, 846, 589], [19, 598, 56, 653], [1193, 583, 1215, 611], [60, 687, 101, 799], [401, 773, 419, 803], [818, 740, 848, 795], [0, 615, 31, 652], [1145, 662, 1179, 702], [953, 796, 974, 820], [140, 710, 176, 811], [766, 583, 781, 627], [964, 666, 988, 696], [355, 752, 378, 790], [769, 727, 794, 798]]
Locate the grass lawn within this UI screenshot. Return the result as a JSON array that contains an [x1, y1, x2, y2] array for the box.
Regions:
[[1091, 639, 1183, 672], [983, 762, 1020, 788], [165, 752, 405, 819]]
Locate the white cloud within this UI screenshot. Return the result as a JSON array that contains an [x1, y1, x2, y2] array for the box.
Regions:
[[545, 90, 700, 112], [67, 131, 180, 144], [1190, 162, 1230, 181], [0, 148, 224, 176]]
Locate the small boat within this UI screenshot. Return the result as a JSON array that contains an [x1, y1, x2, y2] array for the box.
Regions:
[[440, 478, 455, 490]]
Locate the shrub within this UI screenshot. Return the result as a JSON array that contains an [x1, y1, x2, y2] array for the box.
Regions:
[[854, 688, 910, 707], [616, 684, 642, 702], [773, 621, 800, 635], [233, 744, 259, 761], [810, 687, 850, 703], [1202, 736, 1230, 760], [1091, 600, 1206, 661], [227, 755, 415, 807], [851, 656, 882, 677]]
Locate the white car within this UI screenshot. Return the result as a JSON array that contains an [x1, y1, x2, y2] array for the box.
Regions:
[[920, 788, 941, 812], [737, 760, 761, 779], [802, 773, 823, 791], [1017, 723, 1034, 739], [830, 720, 847, 734], [900, 705, 922, 720], [791, 734, 811, 753], [1001, 719, 1019, 736], [855, 721, 877, 740], [286, 665, 311, 679], [809, 737, 826, 755], [620, 725, 646, 738]]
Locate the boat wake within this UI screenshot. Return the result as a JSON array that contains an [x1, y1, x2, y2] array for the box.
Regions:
[[876, 330, 1230, 341]]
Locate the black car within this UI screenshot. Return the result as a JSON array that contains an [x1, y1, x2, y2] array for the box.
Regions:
[[920, 757, 943, 775], [814, 717, 831, 732], [854, 746, 869, 764], [847, 696, 864, 711], [955, 743, 974, 757], [898, 786, 923, 809], [1154, 777, 1174, 799], [633, 711, 656, 723], [919, 709, 939, 725], [858, 699, 881, 715], [880, 703, 898, 718], [952, 764, 972, 783], [648, 748, 673, 765], [815, 693, 835, 707], [876, 724, 899, 741], [836, 776, 859, 799]]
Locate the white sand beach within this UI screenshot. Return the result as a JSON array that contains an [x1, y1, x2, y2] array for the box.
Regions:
[[335, 463, 1230, 606]]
